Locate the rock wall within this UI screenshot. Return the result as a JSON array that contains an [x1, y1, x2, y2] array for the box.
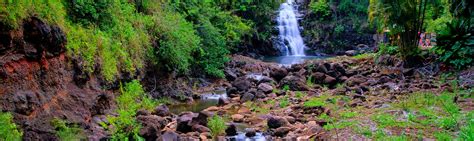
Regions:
[[0, 17, 113, 140]]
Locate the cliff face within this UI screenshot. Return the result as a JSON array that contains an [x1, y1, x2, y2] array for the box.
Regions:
[[298, 0, 376, 55], [0, 17, 113, 140]]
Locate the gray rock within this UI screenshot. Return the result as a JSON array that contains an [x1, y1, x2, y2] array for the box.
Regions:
[[241, 93, 255, 102], [258, 83, 273, 94]]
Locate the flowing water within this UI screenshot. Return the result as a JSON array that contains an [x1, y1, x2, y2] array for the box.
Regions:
[[277, 0, 306, 56], [169, 89, 227, 114]]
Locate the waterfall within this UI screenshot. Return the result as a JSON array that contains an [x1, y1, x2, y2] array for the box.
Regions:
[[277, 0, 306, 56]]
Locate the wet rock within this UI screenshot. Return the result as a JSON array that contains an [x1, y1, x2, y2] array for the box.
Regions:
[[226, 87, 238, 96], [192, 124, 210, 133], [280, 75, 308, 91], [217, 97, 230, 106], [152, 105, 170, 117], [136, 115, 167, 140], [267, 116, 288, 129], [274, 127, 291, 137], [225, 69, 238, 81], [270, 67, 288, 81], [232, 78, 252, 91], [231, 114, 244, 122], [225, 124, 238, 136], [258, 83, 273, 94], [241, 93, 255, 102], [245, 128, 257, 137]]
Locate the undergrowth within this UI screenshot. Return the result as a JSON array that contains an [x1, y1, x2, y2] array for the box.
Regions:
[[0, 112, 22, 141]]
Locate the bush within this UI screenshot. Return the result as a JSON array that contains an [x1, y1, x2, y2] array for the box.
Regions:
[[0, 1, 66, 29], [309, 0, 331, 20], [433, 19, 474, 69], [105, 80, 160, 140], [376, 43, 399, 57], [65, 0, 112, 27], [51, 119, 85, 141], [208, 115, 227, 137], [0, 112, 22, 141]]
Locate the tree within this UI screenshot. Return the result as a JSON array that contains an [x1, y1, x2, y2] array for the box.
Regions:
[[369, 0, 433, 63]]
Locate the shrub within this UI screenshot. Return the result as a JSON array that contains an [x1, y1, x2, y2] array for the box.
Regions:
[[65, 0, 112, 27], [105, 80, 160, 140], [0, 112, 22, 141], [0, 1, 66, 29], [208, 115, 227, 137], [309, 0, 331, 20], [376, 43, 399, 57], [51, 119, 85, 141], [433, 19, 474, 69]]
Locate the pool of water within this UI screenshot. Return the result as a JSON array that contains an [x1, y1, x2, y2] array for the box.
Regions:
[[262, 55, 326, 65], [169, 90, 227, 114]]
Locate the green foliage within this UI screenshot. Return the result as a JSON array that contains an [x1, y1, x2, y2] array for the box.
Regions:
[[0, 1, 67, 29], [65, 0, 112, 27], [371, 113, 408, 128], [51, 119, 85, 141], [376, 43, 399, 57], [208, 115, 227, 137], [309, 0, 331, 20], [105, 80, 160, 140], [295, 91, 305, 99], [0, 112, 22, 141], [433, 19, 474, 69], [459, 112, 474, 140], [282, 85, 290, 92], [334, 25, 345, 35]]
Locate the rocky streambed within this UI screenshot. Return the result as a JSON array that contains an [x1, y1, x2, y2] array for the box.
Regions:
[[99, 54, 473, 140]]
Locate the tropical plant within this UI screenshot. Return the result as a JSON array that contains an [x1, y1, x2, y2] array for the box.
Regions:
[[208, 115, 227, 138], [51, 119, 85, 141]]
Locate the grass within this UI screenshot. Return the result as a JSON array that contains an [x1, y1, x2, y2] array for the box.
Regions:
[[351, 53, 375, 60], [303, 95, 330, 108], [0, 112, 22, 141], [244, 101, 270, 114], [279, 96, 290, 108], [295, 91, 305, 99], [208, 115, 227, 137], [371, 113, 409, 128], [51, 119, 85, 141]]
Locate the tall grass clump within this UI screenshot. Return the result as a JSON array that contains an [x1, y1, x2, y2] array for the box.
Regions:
[[208, 115, 227, 138]]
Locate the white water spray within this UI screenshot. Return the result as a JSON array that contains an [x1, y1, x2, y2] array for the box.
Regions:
[[277, 0, 306, 56]]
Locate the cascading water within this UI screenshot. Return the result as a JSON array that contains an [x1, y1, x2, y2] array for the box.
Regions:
[[277, 0, 306, 56]]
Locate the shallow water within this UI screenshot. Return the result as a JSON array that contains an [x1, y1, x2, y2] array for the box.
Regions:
[[168, 90, 227, 114], [262, 55, 325, 65]]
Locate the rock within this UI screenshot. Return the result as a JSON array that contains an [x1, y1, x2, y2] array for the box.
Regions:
[[258, 83, 273, 94], [226, 87, 238, 95], [224, 69, 238, 81], [314, 63, 328, 74], [238, 107, 251, 114], [280, 75, 308, 91], [270, 67, 288, 81], [377, 76, 391, 84], [231, 114, 245, 122], [160, 130, 179, 141], [217, 98, 229, 106], [267, 116, 288, 129], [232, 78, 252, 91], [241, 93, 255, 102], [274, 127, 291, 137], [225, 124, 238, 136], [136, 109, 151, 116], [192, 111, 210, 126], [311, 72, 326, 81], [323, 75, 337, 85], [345, 50, 357, 56], [284, 116, 296, 124], [152, 105, 170, 117], [245, 128, 257, 137], [176, 112, 196, 133], [192, 124, 210, 133], [346, 75, 367, 87], [136, 115, 167, 140], [255, 91, 266, 99]]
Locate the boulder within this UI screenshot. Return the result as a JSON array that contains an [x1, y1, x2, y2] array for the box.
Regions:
[[160, 131, 179, 141], [232, 78, 252, 91], [231, 114, 244, 122], [192, 124, 210, 133], [225, 124, 238, 136], [267, 116, 289, 129], [314, 63, 328, 74], [280, 75, 308, 91], [136, 115, 167, 140], [270, 67, 288, 81], [258, 83, 273, 94], [245, 128, 257, 137], [152, 105, 170, 117], [323, 75, 337, 85], [224, 69, 238, 81], [241, 93, 255, 102], [274, 127, 291, 137], [176, 112, 196, 133]]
